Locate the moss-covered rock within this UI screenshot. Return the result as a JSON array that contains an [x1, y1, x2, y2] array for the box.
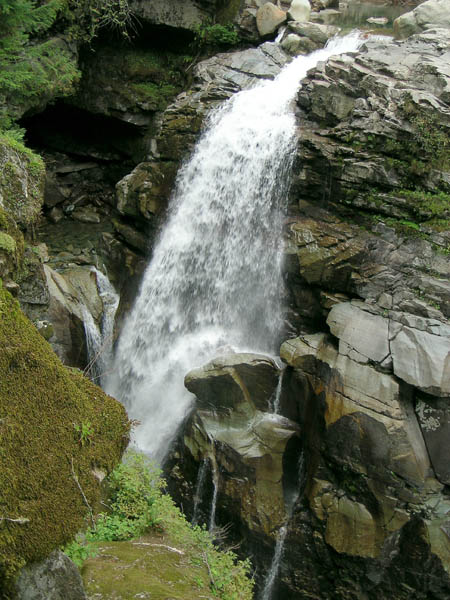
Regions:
[[0, 207, 25, 282], [0, 134, 45, 230], [0, 286, 129, 595]]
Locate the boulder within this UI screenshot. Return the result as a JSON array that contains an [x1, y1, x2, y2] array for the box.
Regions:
[[15, 551, 87, 600], [394, 0, 450, 39], [174, 353, 301, 536], [256, 2, 287, 36], [288, 0, 311, 23]]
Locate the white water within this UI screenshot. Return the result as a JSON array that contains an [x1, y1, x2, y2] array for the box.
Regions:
[[106, 33, 364, 461], [83, 268, 119, 386], [272, 369, 284, 414]]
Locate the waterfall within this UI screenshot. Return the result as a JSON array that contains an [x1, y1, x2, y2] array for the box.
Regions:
[[83, 268, 119, 386], [106, 32, 364, 461], [192, 459, 208, 526]]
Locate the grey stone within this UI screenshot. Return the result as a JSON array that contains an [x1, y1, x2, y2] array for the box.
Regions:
[[394, 0, 450, 39], [288, 0, 311, 23], [15, 550, 87, 600], [256, 2, 287, 36], [391, 326, 450, 397], [327, 302, 390, 364]]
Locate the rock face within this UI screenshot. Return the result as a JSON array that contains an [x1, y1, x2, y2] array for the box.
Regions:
[[15, 551, 87, 600], [394, 0, 450, 39]]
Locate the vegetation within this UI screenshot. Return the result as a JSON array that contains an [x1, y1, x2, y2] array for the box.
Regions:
[[65, 451, 254, 600], [193, 22, 239, 51], [0, 285, 130, 595], [0, 0, 80, 132]]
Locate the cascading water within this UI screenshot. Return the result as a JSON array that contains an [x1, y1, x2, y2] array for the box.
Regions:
[[106, 32, 364, 461], [83, 268, 119, 386]]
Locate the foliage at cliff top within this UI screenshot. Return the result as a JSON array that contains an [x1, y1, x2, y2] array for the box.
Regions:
[[0, 0, 139, 132], [67, 452, 254, 600], [0, 285, 130, 596]]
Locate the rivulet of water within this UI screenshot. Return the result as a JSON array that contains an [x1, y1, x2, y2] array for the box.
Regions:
[[106, 32, 364, 461]]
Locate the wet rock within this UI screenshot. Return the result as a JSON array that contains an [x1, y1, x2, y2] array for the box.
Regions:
[[256, 2, 287, 36], [15, 550, 87, 600]]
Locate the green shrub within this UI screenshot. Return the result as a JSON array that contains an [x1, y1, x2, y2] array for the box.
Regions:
[[193, 23, 239, 49]]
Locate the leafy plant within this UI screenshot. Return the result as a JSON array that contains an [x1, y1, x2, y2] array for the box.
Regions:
[[74, 421, 94, 447], [193, 23, 239, 50]]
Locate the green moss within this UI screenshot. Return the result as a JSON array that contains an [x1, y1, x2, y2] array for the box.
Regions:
[[0, 232, 16, 254], [130, 82, 178, 110], [0, 206, 24, 278], [0, 288, 129, 593]]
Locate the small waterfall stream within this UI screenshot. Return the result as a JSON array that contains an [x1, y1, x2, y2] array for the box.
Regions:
[[261, 452, 307, 600], [192, 458, 208, 526], [271, 369, 284, 414], [106, 33, 364, 461], [82, 268, 119, 386], [208, 462, 219, 533]]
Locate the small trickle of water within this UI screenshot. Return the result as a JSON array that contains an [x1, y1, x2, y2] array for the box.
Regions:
[[261, 451, 307, 600], [209, 464, 219, 533], [271, 369, 284, 414], [192, 459, 208, 526], [260, 526, 288, 600]]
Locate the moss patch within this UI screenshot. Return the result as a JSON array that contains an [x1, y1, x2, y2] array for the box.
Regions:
[[83, 535, 214, 600], [0, 287, 129, 593], [0, 206, 24, 280]]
